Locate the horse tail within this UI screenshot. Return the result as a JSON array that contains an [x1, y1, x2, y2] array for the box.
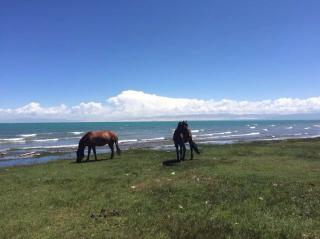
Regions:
[[115, 137, 121, 156], [190, 140, 200, 154]]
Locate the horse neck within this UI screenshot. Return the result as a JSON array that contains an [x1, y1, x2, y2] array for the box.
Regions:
[[181, 126, 191, 139], [77, 141, 85, 153]]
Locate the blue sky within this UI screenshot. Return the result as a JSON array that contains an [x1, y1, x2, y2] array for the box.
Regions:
[[1, 0, 320, 121]]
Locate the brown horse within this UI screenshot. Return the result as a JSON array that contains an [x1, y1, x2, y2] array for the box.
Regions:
[[76, 131, 121, 163], [173, 121, 200, 161]]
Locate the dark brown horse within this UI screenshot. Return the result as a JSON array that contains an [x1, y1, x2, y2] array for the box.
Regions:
[[76, 131, 121, 163], [173, 121, 200, 161]]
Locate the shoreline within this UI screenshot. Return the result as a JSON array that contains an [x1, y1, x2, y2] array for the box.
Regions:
[[1, 136, 320, 168]]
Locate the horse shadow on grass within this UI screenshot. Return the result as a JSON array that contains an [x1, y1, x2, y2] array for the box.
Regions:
[[162, 159, 182, 166], [70, 159, 112, 164]]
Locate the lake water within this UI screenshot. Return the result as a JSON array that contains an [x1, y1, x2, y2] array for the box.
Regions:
[[1, 120, 320, 167]]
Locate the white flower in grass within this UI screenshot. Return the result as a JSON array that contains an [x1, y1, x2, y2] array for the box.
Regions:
[[178, 205, 183, 209], [130, 185, 136, 189], [171, 172, 176, 175], [258, 196, 264, 201]]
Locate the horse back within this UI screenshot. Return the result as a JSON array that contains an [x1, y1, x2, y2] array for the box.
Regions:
[[81, 131, 118, 146]]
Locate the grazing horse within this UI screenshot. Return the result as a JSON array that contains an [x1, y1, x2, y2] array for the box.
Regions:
[[76, 131, 121, 163], [173, 121, 200, 161]]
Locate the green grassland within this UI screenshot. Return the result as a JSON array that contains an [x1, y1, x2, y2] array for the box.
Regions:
[[1, 139, 320, 238]]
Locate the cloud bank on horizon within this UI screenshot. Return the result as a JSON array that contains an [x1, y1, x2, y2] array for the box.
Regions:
[[1, 90, 320, 122]]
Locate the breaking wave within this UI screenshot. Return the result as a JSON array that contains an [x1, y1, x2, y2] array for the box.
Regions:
[[19, 134, 37, 137], [32, 138, 59, 142], [69, 131, 84, 135]]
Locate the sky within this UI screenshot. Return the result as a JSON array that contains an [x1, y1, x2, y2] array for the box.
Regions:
[[1, 0, 320, 121]]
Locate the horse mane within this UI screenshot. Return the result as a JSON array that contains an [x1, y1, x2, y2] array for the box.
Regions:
[[78, 132, 91, 151], [80, 132, 90, 141]]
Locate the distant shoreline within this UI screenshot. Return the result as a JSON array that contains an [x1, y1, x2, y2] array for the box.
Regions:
[[1, 136, 320, 168]]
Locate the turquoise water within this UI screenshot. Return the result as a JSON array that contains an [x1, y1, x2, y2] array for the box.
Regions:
[[0, 120, 320, 167]]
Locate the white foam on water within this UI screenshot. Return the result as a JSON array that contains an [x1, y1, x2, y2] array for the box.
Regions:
[[199, 140, 234, 145], [304, 127, 311, 130], [191, 130, 200, 133], [22, 144, 78, 150], [69, 131, 84, 135], [286, 126, 293, 130], [249, 126, 256, 129], [270, 125, 276, 127], [307, 134, 320, 138], [0, 138, 26, 144], [140, 137, 165, 142], [263, 129, 269, 132], [228, 132, 260, 137], [198, 131, 232, 137], [33, 138, 59, 142], [118, 139, 138, 144], [0, 137, 25, 141], [63, 136, 82, 140], [314, 125, 320, 128], [198, 132, 260, 140], [286, 133, 303, 136], [19, 134, 37, 137], [263, 134, 320, 141]]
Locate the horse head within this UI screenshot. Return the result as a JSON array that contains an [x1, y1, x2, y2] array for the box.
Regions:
[[181, 121, 188, 128], [76, 147, 85, 162], [177, 121, 188, 128]]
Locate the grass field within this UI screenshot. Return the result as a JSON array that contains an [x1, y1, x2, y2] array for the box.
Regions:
[[1, 138, 320, 238]]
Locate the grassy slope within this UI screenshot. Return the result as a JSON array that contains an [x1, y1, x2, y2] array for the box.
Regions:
[[0, 139, 320, 239]]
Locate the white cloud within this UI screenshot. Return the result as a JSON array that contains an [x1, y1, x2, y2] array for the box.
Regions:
[[71, 102, 110, 115], [1, 90, 320, 121]]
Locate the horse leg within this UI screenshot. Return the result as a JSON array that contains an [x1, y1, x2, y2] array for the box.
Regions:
[[190, 142, 194, 160], [175, 143, 180, 161], [181, 143, 186, 161], [86, 146, 91, 161], [108, 143, 114, 159], [92, 146, 97, 161]]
